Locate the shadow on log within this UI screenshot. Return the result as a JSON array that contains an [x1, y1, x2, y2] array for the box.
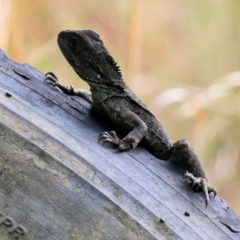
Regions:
[[0, 48, 239, 240]]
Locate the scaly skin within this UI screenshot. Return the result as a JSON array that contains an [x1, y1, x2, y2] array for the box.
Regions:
[[45, 30, 217, 207]]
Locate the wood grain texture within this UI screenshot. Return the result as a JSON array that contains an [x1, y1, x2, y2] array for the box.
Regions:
[[0, 49, 239, 240]]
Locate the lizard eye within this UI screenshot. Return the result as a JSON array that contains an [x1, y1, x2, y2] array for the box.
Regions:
[[69, 37, 80, 48]]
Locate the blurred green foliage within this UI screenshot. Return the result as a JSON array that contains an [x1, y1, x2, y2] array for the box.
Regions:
[[1, 0, 240, 213]]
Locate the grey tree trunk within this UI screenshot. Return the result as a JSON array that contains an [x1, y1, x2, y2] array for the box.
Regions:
[[0, 49, 239, 240]]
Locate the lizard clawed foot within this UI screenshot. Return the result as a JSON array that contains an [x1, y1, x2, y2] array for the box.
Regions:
[[98, 131, 120, 146], [98, 131, 134, 152], [44, 72, 75, 94], [183, 172, 217, 208]]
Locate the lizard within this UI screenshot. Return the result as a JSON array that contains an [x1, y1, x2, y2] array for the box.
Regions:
[[45, 30, 217, 207]]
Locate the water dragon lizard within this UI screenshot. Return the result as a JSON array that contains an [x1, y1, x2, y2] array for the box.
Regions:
[[45, 30, 217, 207]]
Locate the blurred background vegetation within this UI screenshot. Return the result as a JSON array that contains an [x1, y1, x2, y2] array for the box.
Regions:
[[0, 0, 240, 213]]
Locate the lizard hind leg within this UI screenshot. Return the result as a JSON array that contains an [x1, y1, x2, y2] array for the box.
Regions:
[[169, 139, 217, 207]]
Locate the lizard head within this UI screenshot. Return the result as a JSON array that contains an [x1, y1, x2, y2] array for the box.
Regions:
[[57, 30, 125, 90]]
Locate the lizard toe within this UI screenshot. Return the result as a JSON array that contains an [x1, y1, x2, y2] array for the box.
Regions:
[[44, 72, 58, 84], [182, 172, 217, 208], [45, 71, 58, 79], [98, 131, 120, 146], [102, 138, 117, 146], [44, 76, 58, 85]]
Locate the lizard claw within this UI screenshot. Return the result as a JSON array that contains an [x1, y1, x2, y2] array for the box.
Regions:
[[44, 72, 59, 84], [98, 131, 134, 152], [98, 131, 120, 146], [183, 172, 217, 208]]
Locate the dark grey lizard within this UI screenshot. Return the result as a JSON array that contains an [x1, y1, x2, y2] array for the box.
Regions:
[[45, 30, 217, 207]]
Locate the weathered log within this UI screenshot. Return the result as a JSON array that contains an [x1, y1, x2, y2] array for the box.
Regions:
[[0, 48, 239, 240]]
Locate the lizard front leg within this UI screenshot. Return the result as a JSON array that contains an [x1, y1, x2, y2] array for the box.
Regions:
[[98, 99, 148, 152], [169, 139, 217, 207], [44, 72, 92, 103]]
